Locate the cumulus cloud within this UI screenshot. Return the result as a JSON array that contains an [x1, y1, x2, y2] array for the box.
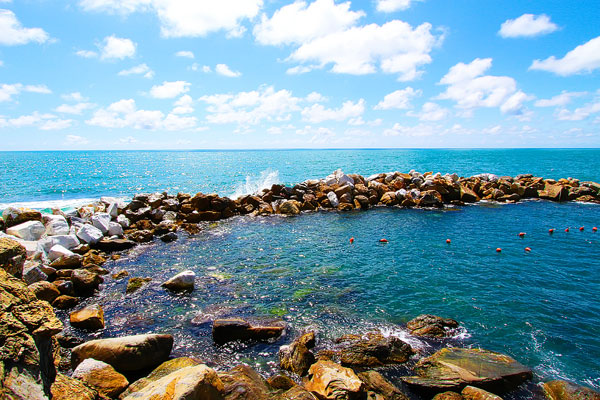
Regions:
[[499, 14, 558, 38], [62, 92, 87, 102], [0, 83, 51, 102], [175, 50, 194, 58], [376, 0, 420, 13], [301, 99, 365, 123], [65, 135, 89, 145], [0, 9, 49, 45], [86, 98, 197, 130], [77, 35, 136, 60], [295, 125, 335, 144], [118, 63, 154, 78], [253, 0, 363, 45], [407, 102, 449, 121], [534, 91, 586, 107], [0, 111, 72, 130], [215, 63, 241, 77], [150, 81, 190, 99], [437, 58, 529, 115], [374, 87, 421, 110], [383, 122, 436, 137], [556, 101, 600, 121], [55, 102, 94, 115], [530, 36, 600, 76], [79, 0, 262, 38], [172, 94, 194, 114], [76, 50, 98, 58]]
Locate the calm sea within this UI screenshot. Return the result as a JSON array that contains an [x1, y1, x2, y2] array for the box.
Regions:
[[1, 149, 599, 395]]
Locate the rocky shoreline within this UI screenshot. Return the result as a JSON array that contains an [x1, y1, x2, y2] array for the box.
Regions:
[[1, 169, 600, 400]]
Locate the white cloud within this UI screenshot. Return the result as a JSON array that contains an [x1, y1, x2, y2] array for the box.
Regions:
[[41, 119, 73, 130], [87, 98, 197, 130], [0, 111, 72, 130], [62, 92, 87, 102], [118, 63, 154, 78], [65, 135, 89, 145], [150, 81, 190, 99], [530, 36, 600, 76], [55, 102, 94, 115], [437, 58, 529, 115], [254, 0, 363, 45], [76, 50, 98, 58], [295, 125, 335, 143], [383, 122, 436, 137], [301, 99, 365, 123], [119, 136, 137, 144], [556, 101, 600, 121], [0, 60, 3, 66], [374, 87, 421, 110], [172, 94, 194, 114], [289, 20, 439, 80], [499, 14, 558, 38], [0, 9, 49, 45], [286, 65, 316, 75], [175, 50, 194, 58], [101, 35, 136, 60], [199, 86, 301, 125], [534, 91, 586, 107], [215, 63, 241, 77], [407, 102, 449, 121], [80, 0, 262, 38], [202, 65, 211, 73], [0, 83, 51, 102], [376, 0, 420, 13]]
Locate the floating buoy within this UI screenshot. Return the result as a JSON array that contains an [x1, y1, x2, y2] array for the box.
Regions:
[[518, 232, 526, 237], [496, 248, 502, 252], [349, 237, 354, 244], [446, 239, 451, 244], [549, 229, 555, 234], [579, 226, 584, 231], [525, 247, 531, 252], [379, 239, 388, 243], [593, 227, 598, 232], [565, 228, 570, 232]]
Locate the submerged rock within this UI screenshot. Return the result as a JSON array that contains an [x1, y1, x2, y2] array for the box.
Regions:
[[542, 380, 600, 400], [162, 270, 195, 292], [72, 358, 129, 398], [407, 314, 459, 338], [304, 360, 363, 400], [126, 277, 152, 294], [212, 318, 285, 344], [337, 332, 413, 367]]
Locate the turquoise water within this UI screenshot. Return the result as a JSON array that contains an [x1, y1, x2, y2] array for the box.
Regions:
[[2, 149, 599, 395]]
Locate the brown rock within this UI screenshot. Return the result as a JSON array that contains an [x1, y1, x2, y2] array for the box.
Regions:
[[0, 238, 27, 277], [304, 360, 363, 400], [268, 374, 296, 391], [337, 332, 413, 367], [52, 295, 79, 310], [128, 229, 154, 243], [433, 392, 464, 400], [539, 184, 569, 202], [462, 385, 503, 400], [279, 386, 319, 400], [70, 304, 105, 330], [73, 358, 129, 398], [380, 192, 398, 206], [460, 185, 479, 203], [219, 364, 272, 400], [543, 380, 600, 400], [50, 254, 82, 269], [3, 208, 42, 228], [72, 269, 103, 295], [82, 251, 106, 266], [112, 270, 129, 280], [28, 281, 61, 303], [126, 277, 152, 294], [406, 314, 459, 338], [279, 200, 302, 215], [94, 238, 136, 252], [212, 318, 285, 344], [279, 333, 316, 376], [51, 373, 98, 400], [120, 357, 200, 398], [358, 370, 409, 400]]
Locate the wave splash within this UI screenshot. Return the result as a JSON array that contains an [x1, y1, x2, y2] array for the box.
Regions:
[[230, 169, 280, 200]]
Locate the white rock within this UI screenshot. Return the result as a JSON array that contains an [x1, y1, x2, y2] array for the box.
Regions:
[[92, 213, 111, 234], [366, 173, 381, 182], [338, 174, 354, 187], [48, 244, 75, 262], [22, 264, 48, 285], [108, 222, 123, 237], [162, 270, 195, 292], [1, 207, 20, 222], [43, 214, 70, 236], [6, 221, 46, 241], [107, 202, 119, 218], [117, 214, 130, 228], [77, 224, 104, 244], [327, 192, 339, 207], [72, 358, 113, 379], [39, 234, 80, 252], [395, 189, 407, 200]]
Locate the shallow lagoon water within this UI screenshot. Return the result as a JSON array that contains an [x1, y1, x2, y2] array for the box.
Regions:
[[58, 201, 600, 396]]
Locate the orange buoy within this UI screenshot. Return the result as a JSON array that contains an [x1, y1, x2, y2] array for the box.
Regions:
[[379, 238, 388, 243], [496, 248, 502, 252], [518, 232, 526, 237], [349, 237, 354, 244], [525, 247, 531, 252], [549, 228, 555, 234], [446, 239, 451, 244], [579, 226, 584, 231], [565, 228, 570, 232], [593, 227, 598, 232]]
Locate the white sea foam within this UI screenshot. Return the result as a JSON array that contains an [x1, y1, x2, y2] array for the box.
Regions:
[[0, 197, 129, 212], [230, 169, 280, 200]]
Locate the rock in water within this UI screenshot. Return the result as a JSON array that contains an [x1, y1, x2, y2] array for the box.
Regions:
[[162, 270, 195, 292], [72, 358, 129, 398], [279, 332, 316, 376], [212, 318, 285, 344], [406, 314, 459, 338], [0, 238, 27, 277], [120, 357, 200, 398], [433, 392, 464, 400], [543, 380, 600, 400], [337, 332, 414, 367], [70, 304, 105, 330], [219, 364, 272, 400], [304, 360, 363, 400], [402, 347, 532, 394], [71, 333, 174, 371], [126, 277, 152, 294], [279, 200, 301, 215], [358, 370, 410, 400]]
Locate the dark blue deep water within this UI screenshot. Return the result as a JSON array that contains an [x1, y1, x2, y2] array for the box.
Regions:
[[1, 149, 599, 396]]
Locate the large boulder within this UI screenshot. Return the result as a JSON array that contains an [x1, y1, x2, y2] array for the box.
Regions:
[[358, 370, 409, 400], [2, 207, 42, 228], [407, 314, 459, 338], [43, 215, 70, 236], [460, 185, 479, 203], [50, 373, 98, 400], [279, 332, 316, 376], [28, 281, 61, 303], [70, 304, 105, 330], [336, 332, 413, 367], [0, 238, 27, 277], [48, 244, 75, 262], [6, 221, 46, 242], [72, 358, 129, 398], [120, 357, 200, 398], [77, 224, 104, 244], [71, 333, 174, 371], [94, 238, 136, 252], [304, 360, 363, 400], [50, 254, 82, 269], [162, 270, 195, 292], [539, 184, 569, 202], [402, 347, 532, 394], [212, 318, 285, 344], [279, 200, 301, 215], [71, 269, 103, 295], [219, 364, 272, 400], [91, 213, 111, 235], [542, 380, 600, 400]]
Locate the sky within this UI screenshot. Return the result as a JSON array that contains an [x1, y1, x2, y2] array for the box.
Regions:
[[0, 0, 599, 150]]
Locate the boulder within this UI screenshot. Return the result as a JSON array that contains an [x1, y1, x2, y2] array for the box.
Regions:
[[107, 202, 119, 218], [108, 221, 124, 236], [126, 277, 152, 294], [460, 185, 479, 203], [50, 254, 82, 269], [39, 234, 80, 252], [304, 360, 363, 400], [28, 281, 60, 303], [22, 264, 48, 285], [71, 269, 103, 295], [212, 318, 285, 344], [162, 270, 195, 292], [94, 238, 136, 252], [402, 347, 532, 394], [219, 364, 272, 400], [48, 244, 75, 262], [120, 357, 200, 398], [279, 200, 301, 215], [268, 375, 296, 391], [542, 380, 600, 400], [77, 224, 104, 244], [2, 207, 42, 228], [462, 385, 503, 400], [160, 232, 178, 243], [417, 190, 444, 207], [73, 358, 129, 398], [91, 213, 111, 234], [6, 221, 46, 242], [337, 332, 413, 367], [279, 332, 316, 376], [0, 238, 26, 277], [52, 295, 79, 310], [117, 214, 130, 228], [128, 229, 154, 243], [70, 304, 105, 330], [279, 386, 319, 400], [43, 215, 70, 236], [433, 392, 464, 400], [50, 373, 98, 400], [71, 333, 174, 371], [407, 314, 459, 338], [358, 370, 409, 400], [327, 192, 339, 207]]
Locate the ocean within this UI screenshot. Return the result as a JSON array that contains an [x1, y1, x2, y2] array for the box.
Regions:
[[1, 149, 599, 396]]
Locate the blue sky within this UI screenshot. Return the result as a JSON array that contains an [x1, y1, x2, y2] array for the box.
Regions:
[[1, 0, 599, 150]]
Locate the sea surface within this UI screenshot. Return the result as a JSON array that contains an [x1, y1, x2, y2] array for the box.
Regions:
[[1, 149, 599, 396]]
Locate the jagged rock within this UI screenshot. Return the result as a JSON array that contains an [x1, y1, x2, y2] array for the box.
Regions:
[[82, 250, 106, 266], [460, 185, 479, 203], [72, 269, 103, 295], [337, 332, 413, 367], [22, 264, 48, 285], [117, 214, 130, 228], [128, 229, 154, 243], [70, 304, 105, 330], [120, 357, 200, 398], [219, 364, 272, 399], [539, 184, 569, 202], [279, 200, 301, 215], [50, 254, 82, 269], [162, 270, 195, 292], [94, 238, 136, 252], [77, 224, 104, 244], [358, 370, 409, 400], [43, 215, 70, 236], [6, 221, 46, 242], [126, 277, 152, 294], [406, 314, 459, 338], [542, 380, 600, 400], [48, 244, 75, 262], [417, 190, 444, 207], [50, 373, 98, 400], [462, 385, 503, 400], [28, 281, 60, 303], [71, 333, 174, 371], [2, 207, 42, 228], [279, 386, 319, 400], [52, 295, 79, 310], [212, 318, 285, 344], [304, 360, 363, 400], [73, 358, 129, 398], [327, 192, 339, 207], [0, 238, 26, 277], [112, 270, 129, 280], [108, 222, 124, 236], [279, 332, 316, 376], [402, 347, 532, 394], [39, 234, 80, 253]]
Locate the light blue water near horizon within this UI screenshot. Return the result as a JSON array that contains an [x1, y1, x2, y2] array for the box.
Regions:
[[2, 149, 600, 396]]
